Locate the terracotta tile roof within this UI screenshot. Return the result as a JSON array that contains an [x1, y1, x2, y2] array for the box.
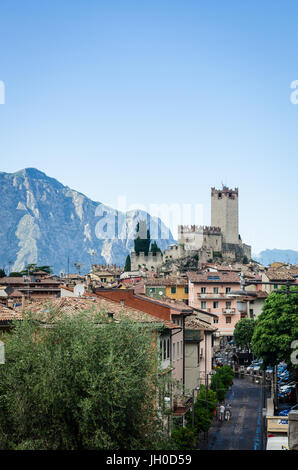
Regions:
[[13, 297, 178, 329], [9, 289, 23, 298], [265, 269, 295, 281], [60, 285, 74, 292], [185, 314, 217, 331], [145, 277, 188, 287], [0, 305, 22, 321], [187, 271, 240, 284], [1, 277, 26, 283], [137, 295, 192, 313], [0, 277, 60, 285]]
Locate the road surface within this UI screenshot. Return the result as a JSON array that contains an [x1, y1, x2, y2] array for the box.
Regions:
[[199, 376, 263, 450]]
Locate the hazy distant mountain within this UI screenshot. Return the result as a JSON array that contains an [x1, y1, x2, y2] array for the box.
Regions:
[[0, 168, 175, 274], [254, 249, 298, 266]]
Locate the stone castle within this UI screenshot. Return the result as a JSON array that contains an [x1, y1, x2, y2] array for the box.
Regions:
[[131, 186, 252, 271]]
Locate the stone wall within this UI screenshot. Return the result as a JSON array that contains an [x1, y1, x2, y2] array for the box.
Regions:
[[211, 187, 239, 245], [131, 251, 163, 271]]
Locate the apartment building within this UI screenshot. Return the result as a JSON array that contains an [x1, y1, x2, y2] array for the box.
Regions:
[[187, 270, 243, 347]]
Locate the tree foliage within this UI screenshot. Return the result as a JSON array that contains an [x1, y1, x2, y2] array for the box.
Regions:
[[251, 288, 298, 369], [185, 385, 217, 435], [150, 242, 162, 255], [134, 221, 151, 255], [0, 310, 171, 450], [234, 318, 256, 350], [124, 255, 131, 272], [0, 269, 6, 278], [210, 366, 234, 402], [171, 426, 195, 450]]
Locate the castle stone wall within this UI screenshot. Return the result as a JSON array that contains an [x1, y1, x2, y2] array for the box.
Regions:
[[211, 187, 239, 245], [131, 251, 163, 271]]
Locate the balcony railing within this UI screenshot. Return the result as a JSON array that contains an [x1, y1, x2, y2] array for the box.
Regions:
[[198, 292, 230, 299], [222, 308, 236, 314]]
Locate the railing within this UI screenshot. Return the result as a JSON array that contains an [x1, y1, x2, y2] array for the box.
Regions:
[[198, 293, 230, 298], [222, 308, 236, 313]]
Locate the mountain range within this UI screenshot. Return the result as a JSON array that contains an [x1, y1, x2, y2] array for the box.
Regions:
[[253, 249, 298, 266], [0, 168, 175, 274]]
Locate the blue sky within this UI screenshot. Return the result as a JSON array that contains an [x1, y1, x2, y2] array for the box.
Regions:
[[0, 0, 297, 253]]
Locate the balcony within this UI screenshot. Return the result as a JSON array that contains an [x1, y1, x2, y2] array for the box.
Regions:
[[222, 308, 236, 314], [198, 292, 229, 299]]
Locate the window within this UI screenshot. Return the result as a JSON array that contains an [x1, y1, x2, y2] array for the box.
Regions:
[[201, 287, 206, 294], [213, 301, 219, 309], [150, 287, 156, 293], [201, 301, 207, 309], [249, 309, 254, 318], [167, 339, 170, 359], [184, 286, 188, 294], [163, 340, 167, 360], [173, 343, 175, 361], [226, 287, 231, 293], [171, 286, 176, 294], [226, 316, 232, 324], [214, 318, 218, 324], [226, 301, 231, 308], [160, 340, 162, 360], [274, 284, 278, 289], [177, 342, 180, 358]]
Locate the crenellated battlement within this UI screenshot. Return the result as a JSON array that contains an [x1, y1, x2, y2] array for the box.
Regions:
[[130, 251, 163, 271], [131, 251, 163, 260], [178, 225, 221, 234], [211, 186, 238, 199]]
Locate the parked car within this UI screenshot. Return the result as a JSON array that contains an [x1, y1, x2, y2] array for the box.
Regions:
[[279, 404, 298, 416]]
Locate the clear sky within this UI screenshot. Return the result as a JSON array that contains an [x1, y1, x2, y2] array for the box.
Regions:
[[0, 0, 297, 254]]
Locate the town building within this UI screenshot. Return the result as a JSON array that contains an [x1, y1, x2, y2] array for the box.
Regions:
[[0, 276, 61, 300], [144, 277, 189, 303], [187, 270, 244, 347]]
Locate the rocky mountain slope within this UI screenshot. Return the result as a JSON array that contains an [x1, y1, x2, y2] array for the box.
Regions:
[[254, 249, 298, 266], [0, 168, 175, 274]]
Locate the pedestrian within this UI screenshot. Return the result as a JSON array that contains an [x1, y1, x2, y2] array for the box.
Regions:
[[219, 403, 225, 422]]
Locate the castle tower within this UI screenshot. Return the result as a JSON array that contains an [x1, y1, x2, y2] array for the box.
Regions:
[[211, 187, 239, 245]]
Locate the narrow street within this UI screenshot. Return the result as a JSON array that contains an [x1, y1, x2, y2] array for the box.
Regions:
[[199, 377, 263, 450]]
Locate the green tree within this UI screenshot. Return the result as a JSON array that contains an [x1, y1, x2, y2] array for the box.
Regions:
[[20, 264, 53, 275], [0, 310, 171, 450], [210, 366, 234, 402], [242, 255, 249, 264], [0, 269, 6, 278], [134, 221, 151, 255], [234, 318, 256, 351], [150, 242, 162, 254], [252, 288, 298, 369], [124, 255, 131, 272], [171, 427, 195, 450], [185, 386, 217, 433], [9, 272, 23, 277]]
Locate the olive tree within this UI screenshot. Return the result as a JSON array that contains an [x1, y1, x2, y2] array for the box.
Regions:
[[0, 309, 172, 450]]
